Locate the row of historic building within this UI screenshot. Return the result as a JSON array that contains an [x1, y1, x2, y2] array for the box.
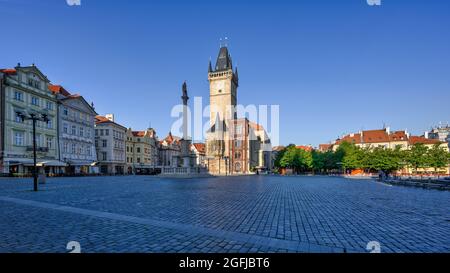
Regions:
[[317, 127, 449, 152], [0, 64, 207, 176], [1, 45, 275, 176]]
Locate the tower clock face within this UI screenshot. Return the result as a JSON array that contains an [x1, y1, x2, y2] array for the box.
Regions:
[[214, 81, 225, 94]]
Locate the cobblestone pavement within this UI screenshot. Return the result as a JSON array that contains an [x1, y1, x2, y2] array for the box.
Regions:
[[0, 176, 449, 253]]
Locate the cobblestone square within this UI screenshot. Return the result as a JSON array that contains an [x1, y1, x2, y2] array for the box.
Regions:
[[0, 176, 448, 253]]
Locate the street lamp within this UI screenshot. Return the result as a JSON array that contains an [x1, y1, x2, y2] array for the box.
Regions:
[[17, 111, 50, 192], [224, 156, 229, 176]]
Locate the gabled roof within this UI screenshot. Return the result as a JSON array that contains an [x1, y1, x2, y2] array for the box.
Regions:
[[49, 84, 71, 96], [17, 65, 50, 82], [95, 115, 126, 129], [336, 133, 362, 145], [362, 129, 390, 143], [161, 132, 181, 145], [191, 143, 206, 154], [389, 131, 408, 142], [409, 136, 441, 145]]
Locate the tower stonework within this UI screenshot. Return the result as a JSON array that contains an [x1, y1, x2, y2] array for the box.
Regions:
[[208, 46, 239, 127], [206, 46, 239, 175]]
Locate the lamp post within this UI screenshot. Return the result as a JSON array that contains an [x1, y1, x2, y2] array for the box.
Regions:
[[17, 111, 49, 192], [224, 156, 229, 176]]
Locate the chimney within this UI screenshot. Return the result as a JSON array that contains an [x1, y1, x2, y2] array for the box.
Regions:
[[386, 127, 391, 134], [105, 114, 115, 122], [424, 131, 429, 139]]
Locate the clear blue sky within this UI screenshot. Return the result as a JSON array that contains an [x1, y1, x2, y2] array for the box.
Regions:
[[1, 0, 449, 146]]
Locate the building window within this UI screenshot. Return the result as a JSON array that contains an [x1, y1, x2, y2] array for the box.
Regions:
[[137, 158, 141, 163], [236, 125, 243, 135], [235, 140, 242, 148], [95, 140, 98, 147], [105, 129, 109, 136], [14, 131, 24, 146], [63, 123, 68, 134], [47, 119, 53, 129], [63, 142, 68, 153], [102, 140, 107, 148], [86, 128, 91, 138], [71, 125, 76, 135], [47, 137, 53, 149], [31, 97, 39, 106], [102, 152, 107, 161], [80, 127, 84, 137], [14, 91, 23, 101], [63, 107, 68, 116], [15, 112, 24, 123], [137, 147, 141, 153], [100, 129, 104, 136], [46, 101, 53, 110]]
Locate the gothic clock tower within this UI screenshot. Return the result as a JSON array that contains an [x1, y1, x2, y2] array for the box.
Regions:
[[206, 45, 239, 174]]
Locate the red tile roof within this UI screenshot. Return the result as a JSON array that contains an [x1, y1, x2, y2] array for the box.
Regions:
[[296, 145, 313, 152], [249, 121, 264, 131], [0, 68, 17, 75], [132, 131, 146, 137], [389, 131, 408, 142], [362, 129, 390, 143], [318, 144, 333, 152], [272, 146, 285, 152], [409, 136, 441, 145], [49, 84, 71, 96], [336, 133, 362, 145], [192, 143, 206, 154], [95, 115, 111, 124], [161, 132, 180, 145]]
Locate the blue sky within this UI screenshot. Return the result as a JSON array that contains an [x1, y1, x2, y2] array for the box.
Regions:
[[1, 0, 449, 146]]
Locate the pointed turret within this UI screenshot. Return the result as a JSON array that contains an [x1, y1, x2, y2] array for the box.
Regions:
[[208, 59, 213, 73], [214, 46, 233, 72]]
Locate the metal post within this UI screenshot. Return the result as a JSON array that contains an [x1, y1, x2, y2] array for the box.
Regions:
[[32, 117, 38, 192]]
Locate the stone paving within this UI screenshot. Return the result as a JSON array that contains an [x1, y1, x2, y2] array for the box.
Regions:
[[0, 176, 448, 253]]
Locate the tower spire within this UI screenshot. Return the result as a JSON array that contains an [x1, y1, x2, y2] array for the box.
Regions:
[[208, 58, 213, 73]]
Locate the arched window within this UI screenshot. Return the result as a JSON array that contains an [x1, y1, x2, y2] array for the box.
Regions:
[[235, 162, 241, 173]]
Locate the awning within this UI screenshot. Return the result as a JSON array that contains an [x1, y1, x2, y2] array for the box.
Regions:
[[4, 158, 34, 166], [35, 161, 67, 167], [67, 161, 97, 167]]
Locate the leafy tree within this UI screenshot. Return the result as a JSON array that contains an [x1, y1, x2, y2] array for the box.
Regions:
[[406, 143, 429, 173], [427, 144, 449, 174]]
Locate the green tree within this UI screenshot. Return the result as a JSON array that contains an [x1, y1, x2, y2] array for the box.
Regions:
[[427, 144, 449, 174], [406, 143, 429, 173], [312, 150, 325, 173]]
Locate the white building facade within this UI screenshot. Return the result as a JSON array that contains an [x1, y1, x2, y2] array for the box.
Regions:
[[51, 85, 98, 174], [95, 115, 126, 175]]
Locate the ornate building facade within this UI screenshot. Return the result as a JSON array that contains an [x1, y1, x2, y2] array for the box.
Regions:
[[51, 85, 98, 175], [0, 65, 64, 175], [125, 128, 158, 174]]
